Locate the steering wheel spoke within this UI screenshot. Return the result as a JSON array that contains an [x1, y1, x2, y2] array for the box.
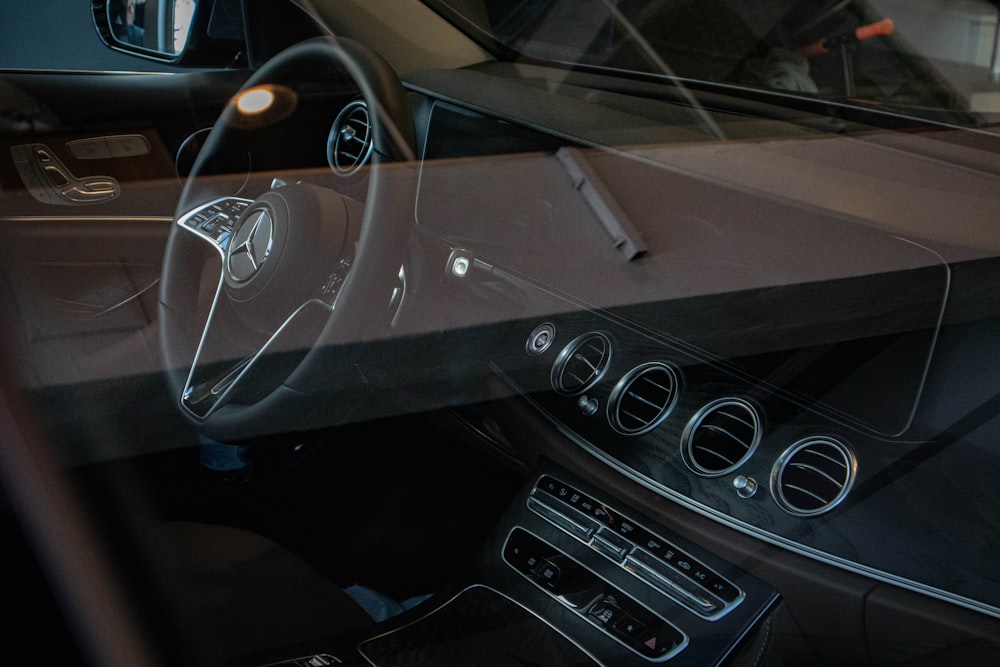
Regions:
[[180, 281, 333, 419]]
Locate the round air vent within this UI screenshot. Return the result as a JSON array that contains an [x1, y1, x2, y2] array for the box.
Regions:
[[771, 437, 856, 517], [607, 362, 681, 435], [327, 100, 374, 176], [681, 398, 761, 477], [551, 332, 612, 395]]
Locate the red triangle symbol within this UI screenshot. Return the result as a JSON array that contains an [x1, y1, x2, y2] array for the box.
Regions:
[[645, 637, 657, 650]]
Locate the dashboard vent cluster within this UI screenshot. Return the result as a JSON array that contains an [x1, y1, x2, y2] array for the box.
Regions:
[[551, 333, 612, 395], [328, 100, 374, 176], [608, 362, 681, 435], [772, 437, 856, 517], [682, 398, 761, 477]]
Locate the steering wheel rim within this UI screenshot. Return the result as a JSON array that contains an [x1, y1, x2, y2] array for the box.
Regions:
[[158, 37, 417, 441]]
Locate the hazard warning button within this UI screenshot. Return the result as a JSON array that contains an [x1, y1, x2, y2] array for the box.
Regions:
[[635, 625, 685, 659]]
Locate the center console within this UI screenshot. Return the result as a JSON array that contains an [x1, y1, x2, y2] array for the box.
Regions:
[[262, 464, 778, 666]]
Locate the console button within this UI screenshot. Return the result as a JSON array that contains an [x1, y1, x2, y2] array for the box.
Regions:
[[706, 576, 740, 603], [527, 496, 598, 542], [635, 626, 685, 659], [611, 614, 646, 642], [591, 527, 632, 562], [535, 559, 561, 589], [588, 595, 624, 627]]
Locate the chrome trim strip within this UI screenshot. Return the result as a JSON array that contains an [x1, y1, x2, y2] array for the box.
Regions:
[[0, 68, 179, 76], [357, 583, 608, 667], [492, 365, 1000, 621], [181, 295, 332, 421], [1, 216, 172, 223]]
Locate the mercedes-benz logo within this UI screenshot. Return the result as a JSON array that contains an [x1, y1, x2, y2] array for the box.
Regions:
[[226, 209, 274, 283]]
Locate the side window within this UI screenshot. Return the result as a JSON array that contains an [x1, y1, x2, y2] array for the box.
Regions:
[[0, 1, 185, 73]]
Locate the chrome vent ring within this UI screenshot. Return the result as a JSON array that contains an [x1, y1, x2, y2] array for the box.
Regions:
[[551, 332, 612, 395], [608, 362, 681, 435], [771, 437, 856, 517], [327, 100, 374, 175], [681, 398, 761, 477]]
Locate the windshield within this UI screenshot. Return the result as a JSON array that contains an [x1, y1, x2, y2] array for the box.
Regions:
[[427, 0, 1000, 126]]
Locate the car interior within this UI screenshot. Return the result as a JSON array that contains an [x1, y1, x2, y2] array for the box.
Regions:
[[2, 0, 1000, 665]]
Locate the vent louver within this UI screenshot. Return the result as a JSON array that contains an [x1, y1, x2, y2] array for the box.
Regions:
[[608, 362, 681, 435], [681, 398, 761, 477], [327, 100, 374, 176], [771, 437, 856, 517], [551, 333, 612, 395]]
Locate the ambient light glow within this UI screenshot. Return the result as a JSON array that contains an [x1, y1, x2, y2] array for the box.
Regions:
[[227, 85, 297, 129], [236, 87, 276, 115]]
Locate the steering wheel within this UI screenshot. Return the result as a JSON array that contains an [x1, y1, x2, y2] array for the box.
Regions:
[[158, 37, 417, 441]]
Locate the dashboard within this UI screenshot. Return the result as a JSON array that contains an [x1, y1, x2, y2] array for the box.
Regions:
[[400, 82, 1000, 626]]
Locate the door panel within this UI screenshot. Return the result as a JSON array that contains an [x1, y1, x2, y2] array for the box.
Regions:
[[0, 65, 248, 462]]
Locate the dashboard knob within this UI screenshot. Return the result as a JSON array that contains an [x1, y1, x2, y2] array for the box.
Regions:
[[577, 395, 599, 417], [733, 475, 758, 499]]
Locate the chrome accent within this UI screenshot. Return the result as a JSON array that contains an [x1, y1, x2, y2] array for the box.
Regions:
[[327, 100, 374, 176], [607, 362, 681, 436], [681, 398, 761, 477], [226, 208, 274, 283], [551, 332, 612, 395], [624, 549, 719, 615], [771, 437, 857, 517], [526, 323, 556, 356], [526, 496, 598, 543], [180, 295, 334, 420], [261, 655, 341, 667], [389, 265, 407, 327], [2, 215, 171, 222], [733, 475, 758, 499], [577, 395, 599, 417]]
